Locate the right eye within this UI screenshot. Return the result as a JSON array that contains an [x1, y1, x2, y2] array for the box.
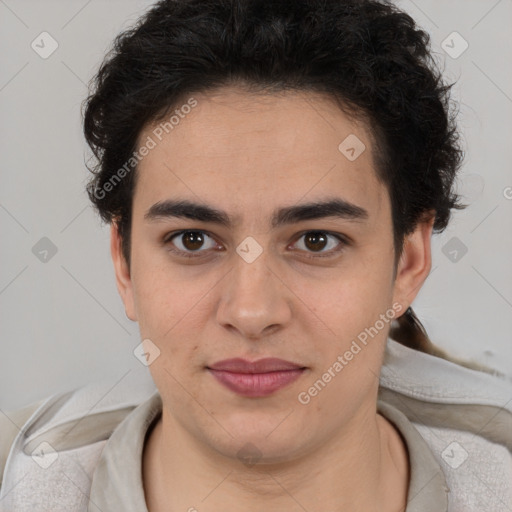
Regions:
[[164, 230, 220, 258]]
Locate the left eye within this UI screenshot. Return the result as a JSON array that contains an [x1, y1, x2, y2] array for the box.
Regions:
[[292, 231, 345, 256]]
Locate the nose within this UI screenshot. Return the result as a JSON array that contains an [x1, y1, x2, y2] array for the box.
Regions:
[[216, 249, 293, 340]]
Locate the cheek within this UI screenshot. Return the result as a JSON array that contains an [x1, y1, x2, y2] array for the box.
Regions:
[[292, 257, 394, 341], [130, 258, 217, 378], [296, 288, 393, 427], [130, 245, 203, 333], [293, 256, 395, 407]]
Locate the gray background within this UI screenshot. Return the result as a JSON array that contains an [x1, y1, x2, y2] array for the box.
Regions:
[[1, 0, 511, 411]]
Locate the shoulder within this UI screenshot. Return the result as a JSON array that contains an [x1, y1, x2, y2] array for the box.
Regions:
[[0, 370, 156, 492], [0, 398, 46, 484], [379, 338, 512, 442], [380, 338, 512, 511]]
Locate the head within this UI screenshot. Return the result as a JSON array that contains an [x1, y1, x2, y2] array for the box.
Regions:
[[83, 0, 464, 462]]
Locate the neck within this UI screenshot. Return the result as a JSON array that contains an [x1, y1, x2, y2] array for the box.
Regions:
[[143, 401, 410, 512]]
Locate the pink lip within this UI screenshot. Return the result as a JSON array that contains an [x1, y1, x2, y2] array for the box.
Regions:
[[207, 358, 306, 397]]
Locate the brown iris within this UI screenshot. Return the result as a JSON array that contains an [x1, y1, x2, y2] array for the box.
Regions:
[[181, 231, 205, 251], [303, 232, 328, 252]]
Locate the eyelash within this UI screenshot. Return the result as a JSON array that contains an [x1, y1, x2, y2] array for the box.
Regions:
[[163, 230, 349, 260]]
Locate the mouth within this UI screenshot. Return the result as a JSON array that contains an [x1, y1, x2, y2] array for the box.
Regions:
[[206, 358, 307, 397]]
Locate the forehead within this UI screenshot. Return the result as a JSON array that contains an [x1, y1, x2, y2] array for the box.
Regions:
[[133, 86, 387, 224]]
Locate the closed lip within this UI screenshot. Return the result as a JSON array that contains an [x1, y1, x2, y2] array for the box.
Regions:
[[207, 357, 306, 373]]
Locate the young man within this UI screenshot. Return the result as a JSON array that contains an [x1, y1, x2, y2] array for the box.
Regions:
[[1, 1, 511, 511]]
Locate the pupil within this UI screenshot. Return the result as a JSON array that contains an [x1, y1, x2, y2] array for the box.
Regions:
[[183, 231, 204, 250], [305, 232, 327, 251]]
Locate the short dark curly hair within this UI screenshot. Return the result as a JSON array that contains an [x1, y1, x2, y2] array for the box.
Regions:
[[83, 0, 465, 269]]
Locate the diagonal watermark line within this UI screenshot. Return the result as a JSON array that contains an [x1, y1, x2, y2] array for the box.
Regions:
[[61, 60, 87, 86], [472, 468, 512, 512], [471, 0, 503, 30], [425, 265, 438, 282], [471, 394, 512, 442], [60, 205, 89, 233], [0, 0, 29, 28], [200, 470, 233, 502], [0, 265, 28, 296], [61, 265, 132, 334], [472, 61, 512, 105], [302, 96, 337, 133], [404, 471, 441, 509], [61, 0, 93, 29], [0, 407, 31, 439], [0, 61, 29, 92], [265, 473, 311, 512], [163, 162, 205, 203], [163, 367, 236, 440], [0, 472, 29, 504], [61, 370, 132, 438], [264, 264, 338, 339], [61, 471, 106, 512], [471, 265, 512, 309], [264, 408, 295, 438], [470, 204, 499, 233], [0, 203, 29, 233], [408, 0, 439, 28]]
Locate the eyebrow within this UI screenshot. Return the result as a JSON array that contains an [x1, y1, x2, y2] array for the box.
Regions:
[[144, 197, 369, 228]]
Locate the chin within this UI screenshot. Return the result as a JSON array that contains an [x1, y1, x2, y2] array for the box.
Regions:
[[208, 417, 309, 464]]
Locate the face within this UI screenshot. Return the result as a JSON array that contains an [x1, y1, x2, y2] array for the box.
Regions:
[[112, 85, 432, 463]]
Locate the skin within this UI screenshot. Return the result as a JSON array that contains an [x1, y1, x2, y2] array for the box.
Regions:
[[111, 85, 434, 511]]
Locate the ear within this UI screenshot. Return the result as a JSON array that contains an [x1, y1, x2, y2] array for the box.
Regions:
[[392, 215, 435, 313], [110, 221, 137, 321]]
